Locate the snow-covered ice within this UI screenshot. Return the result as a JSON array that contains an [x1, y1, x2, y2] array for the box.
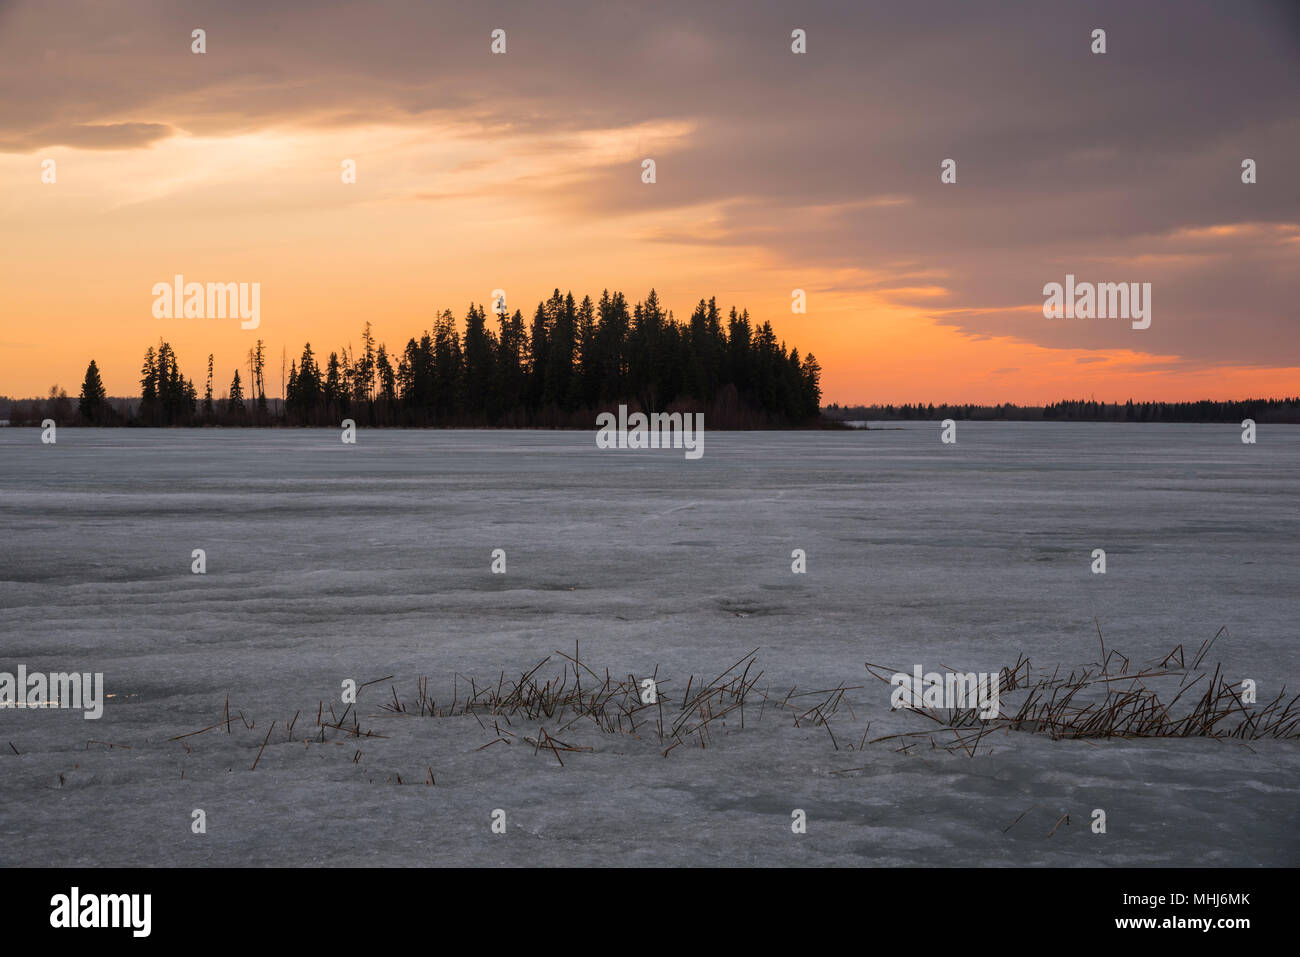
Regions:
[[1, 423, 1296, 866]]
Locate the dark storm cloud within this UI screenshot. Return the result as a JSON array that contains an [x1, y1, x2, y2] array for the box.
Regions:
[[1, 0, 1295, 366]]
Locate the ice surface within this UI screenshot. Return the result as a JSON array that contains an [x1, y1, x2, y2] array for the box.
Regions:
[[0, 423, 1296, 866]]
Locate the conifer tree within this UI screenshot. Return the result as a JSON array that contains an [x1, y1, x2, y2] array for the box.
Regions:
[[203, 353, 215, 419], [227, 369, 246, 416], [78, 359, 108, 424]]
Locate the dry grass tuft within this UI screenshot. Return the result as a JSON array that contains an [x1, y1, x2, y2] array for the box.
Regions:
[[865, 627, 1298, 755]]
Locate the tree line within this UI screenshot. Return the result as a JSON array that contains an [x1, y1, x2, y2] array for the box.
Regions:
[[13, 289, 824, 428], [825, 398, 1300, 424]]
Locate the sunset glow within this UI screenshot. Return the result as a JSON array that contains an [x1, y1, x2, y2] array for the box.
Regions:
[[1, 1, 1295, 404]]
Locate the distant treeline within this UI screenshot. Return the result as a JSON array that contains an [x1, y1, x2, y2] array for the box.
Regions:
[[5, 289, 824, 429], [826, 398, 1300, 424]]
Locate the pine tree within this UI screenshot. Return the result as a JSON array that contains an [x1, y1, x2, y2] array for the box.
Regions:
[[376, 345, 397, 415], [800, 353, 822, 419], [571, 294, 597, 409], [527, 302, 549, 409], [595, 290, 629, 402], [227, 369, 246, 416], [542, 291, 576, 409], [461, 303, 497, 420], [356, 322, 376, 404], [254, 339, 268, 415], [494, 309, 528, 421], [139, 346, 158, 424], [324, 352, 343, 410], [203, 354, 215, 419], [295, 344, 322, 421], [431, 310, 461, 419], [78, 359, 108, 424]]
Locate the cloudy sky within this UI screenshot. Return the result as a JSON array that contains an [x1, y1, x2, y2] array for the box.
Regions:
[[1, 0, 1296, 403]]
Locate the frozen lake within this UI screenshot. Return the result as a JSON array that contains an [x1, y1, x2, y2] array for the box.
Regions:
[[1, 423, 1297, 866]]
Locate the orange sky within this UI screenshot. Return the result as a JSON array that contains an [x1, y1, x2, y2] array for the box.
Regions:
[[1, 2, 1296, 405]]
